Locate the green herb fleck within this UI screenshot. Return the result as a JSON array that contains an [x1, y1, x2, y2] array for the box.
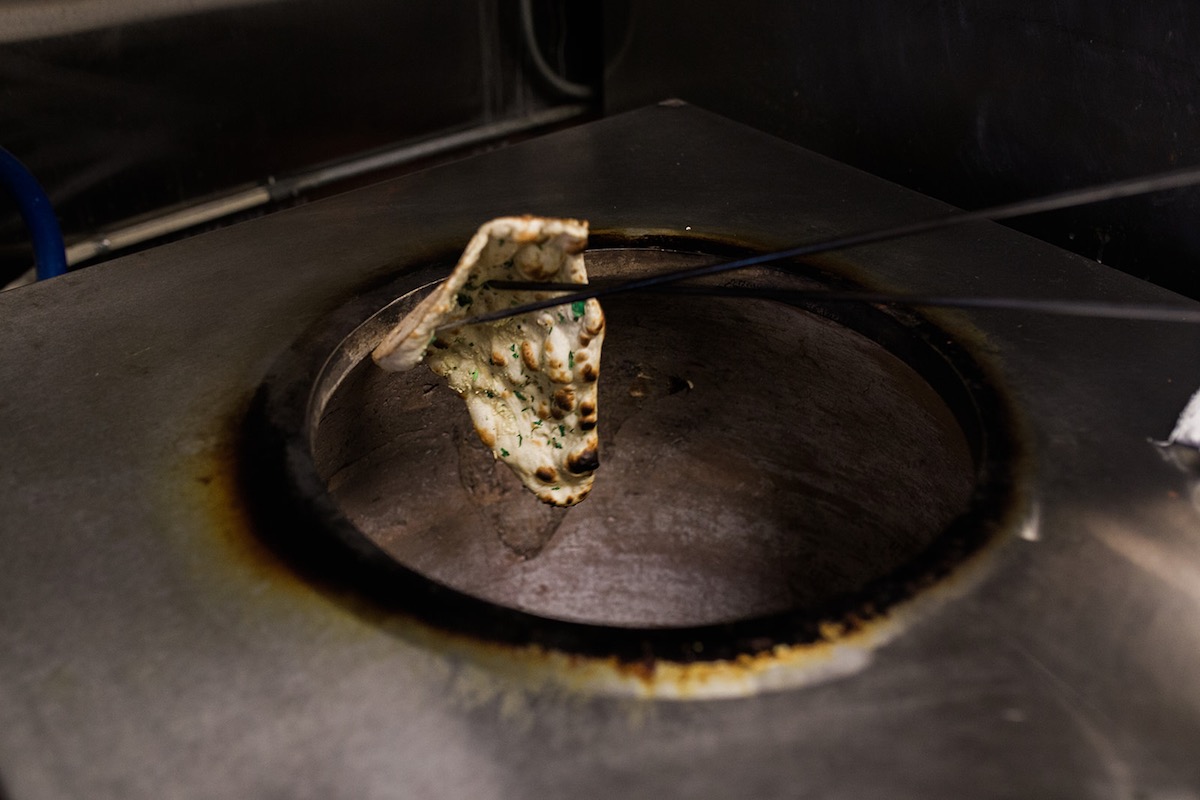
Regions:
[[532, 420, 542, 428], [510, 344, 519, 358], [470, 369, 479, 382], [518, 434, 523, 446], [500, 448, 510, 457], [552, 439, 563, 449], [571, 301, 585, 320], [568, 351, 575, 369], [558, 424, 566, 436], [557, 312, 565, 323], [514, 390, 526, 401]]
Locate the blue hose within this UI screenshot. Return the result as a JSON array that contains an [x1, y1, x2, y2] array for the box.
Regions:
[[0, 147, 67, 280]]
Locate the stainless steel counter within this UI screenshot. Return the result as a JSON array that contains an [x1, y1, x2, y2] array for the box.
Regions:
[[1, 103, 1198, 799]]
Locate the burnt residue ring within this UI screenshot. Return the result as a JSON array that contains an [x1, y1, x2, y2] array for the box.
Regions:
[[240, 236, 1026, 697]]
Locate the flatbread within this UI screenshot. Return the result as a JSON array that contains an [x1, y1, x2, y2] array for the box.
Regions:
[[372, 216, 604, 506]]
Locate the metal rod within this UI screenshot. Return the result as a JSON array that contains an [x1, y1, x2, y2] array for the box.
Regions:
[[477, 280, 1200, 324], [5, 105, 589, 291], [273, 105, 587, 198], [439, 164, 1200, 330]]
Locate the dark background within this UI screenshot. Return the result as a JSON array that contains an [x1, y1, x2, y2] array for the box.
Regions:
[[3, 0, 1199, 298]]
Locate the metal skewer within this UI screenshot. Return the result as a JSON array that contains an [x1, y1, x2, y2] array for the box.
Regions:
[[434, 164, 1200, 333], [475, 280, 1200, 324]]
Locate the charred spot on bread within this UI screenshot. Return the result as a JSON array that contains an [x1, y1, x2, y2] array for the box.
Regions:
[[535, 466, 558, 483], [566, 442, 600, 475], [553, 387, 576, 411], [475, 424, 496, 448], [520, 341, 538, 371], [581, 363, 599, 382]]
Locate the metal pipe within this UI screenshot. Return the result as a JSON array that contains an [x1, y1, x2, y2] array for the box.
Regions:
[[272, 105, 588, 198], [518, 0, 594, 99], [3, 105, 588, 290], [0, 147, 67, 280]]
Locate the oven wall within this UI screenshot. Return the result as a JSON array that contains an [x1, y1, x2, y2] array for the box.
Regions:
[[6, 1, 1197, 299], [0, 0, 600, 283], [604, 1, 1200, 299]]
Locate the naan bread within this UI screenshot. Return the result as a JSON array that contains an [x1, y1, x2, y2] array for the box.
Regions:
[[372, 216, 604, 506]]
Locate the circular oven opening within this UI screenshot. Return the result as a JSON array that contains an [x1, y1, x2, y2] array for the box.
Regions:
[[277, 246, 1016, 639]]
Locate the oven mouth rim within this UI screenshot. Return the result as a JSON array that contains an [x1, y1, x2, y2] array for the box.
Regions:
[[241, 235, 1027, 665]]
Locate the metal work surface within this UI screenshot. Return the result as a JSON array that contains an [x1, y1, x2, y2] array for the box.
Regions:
[[2, 104, 1200, 798]]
